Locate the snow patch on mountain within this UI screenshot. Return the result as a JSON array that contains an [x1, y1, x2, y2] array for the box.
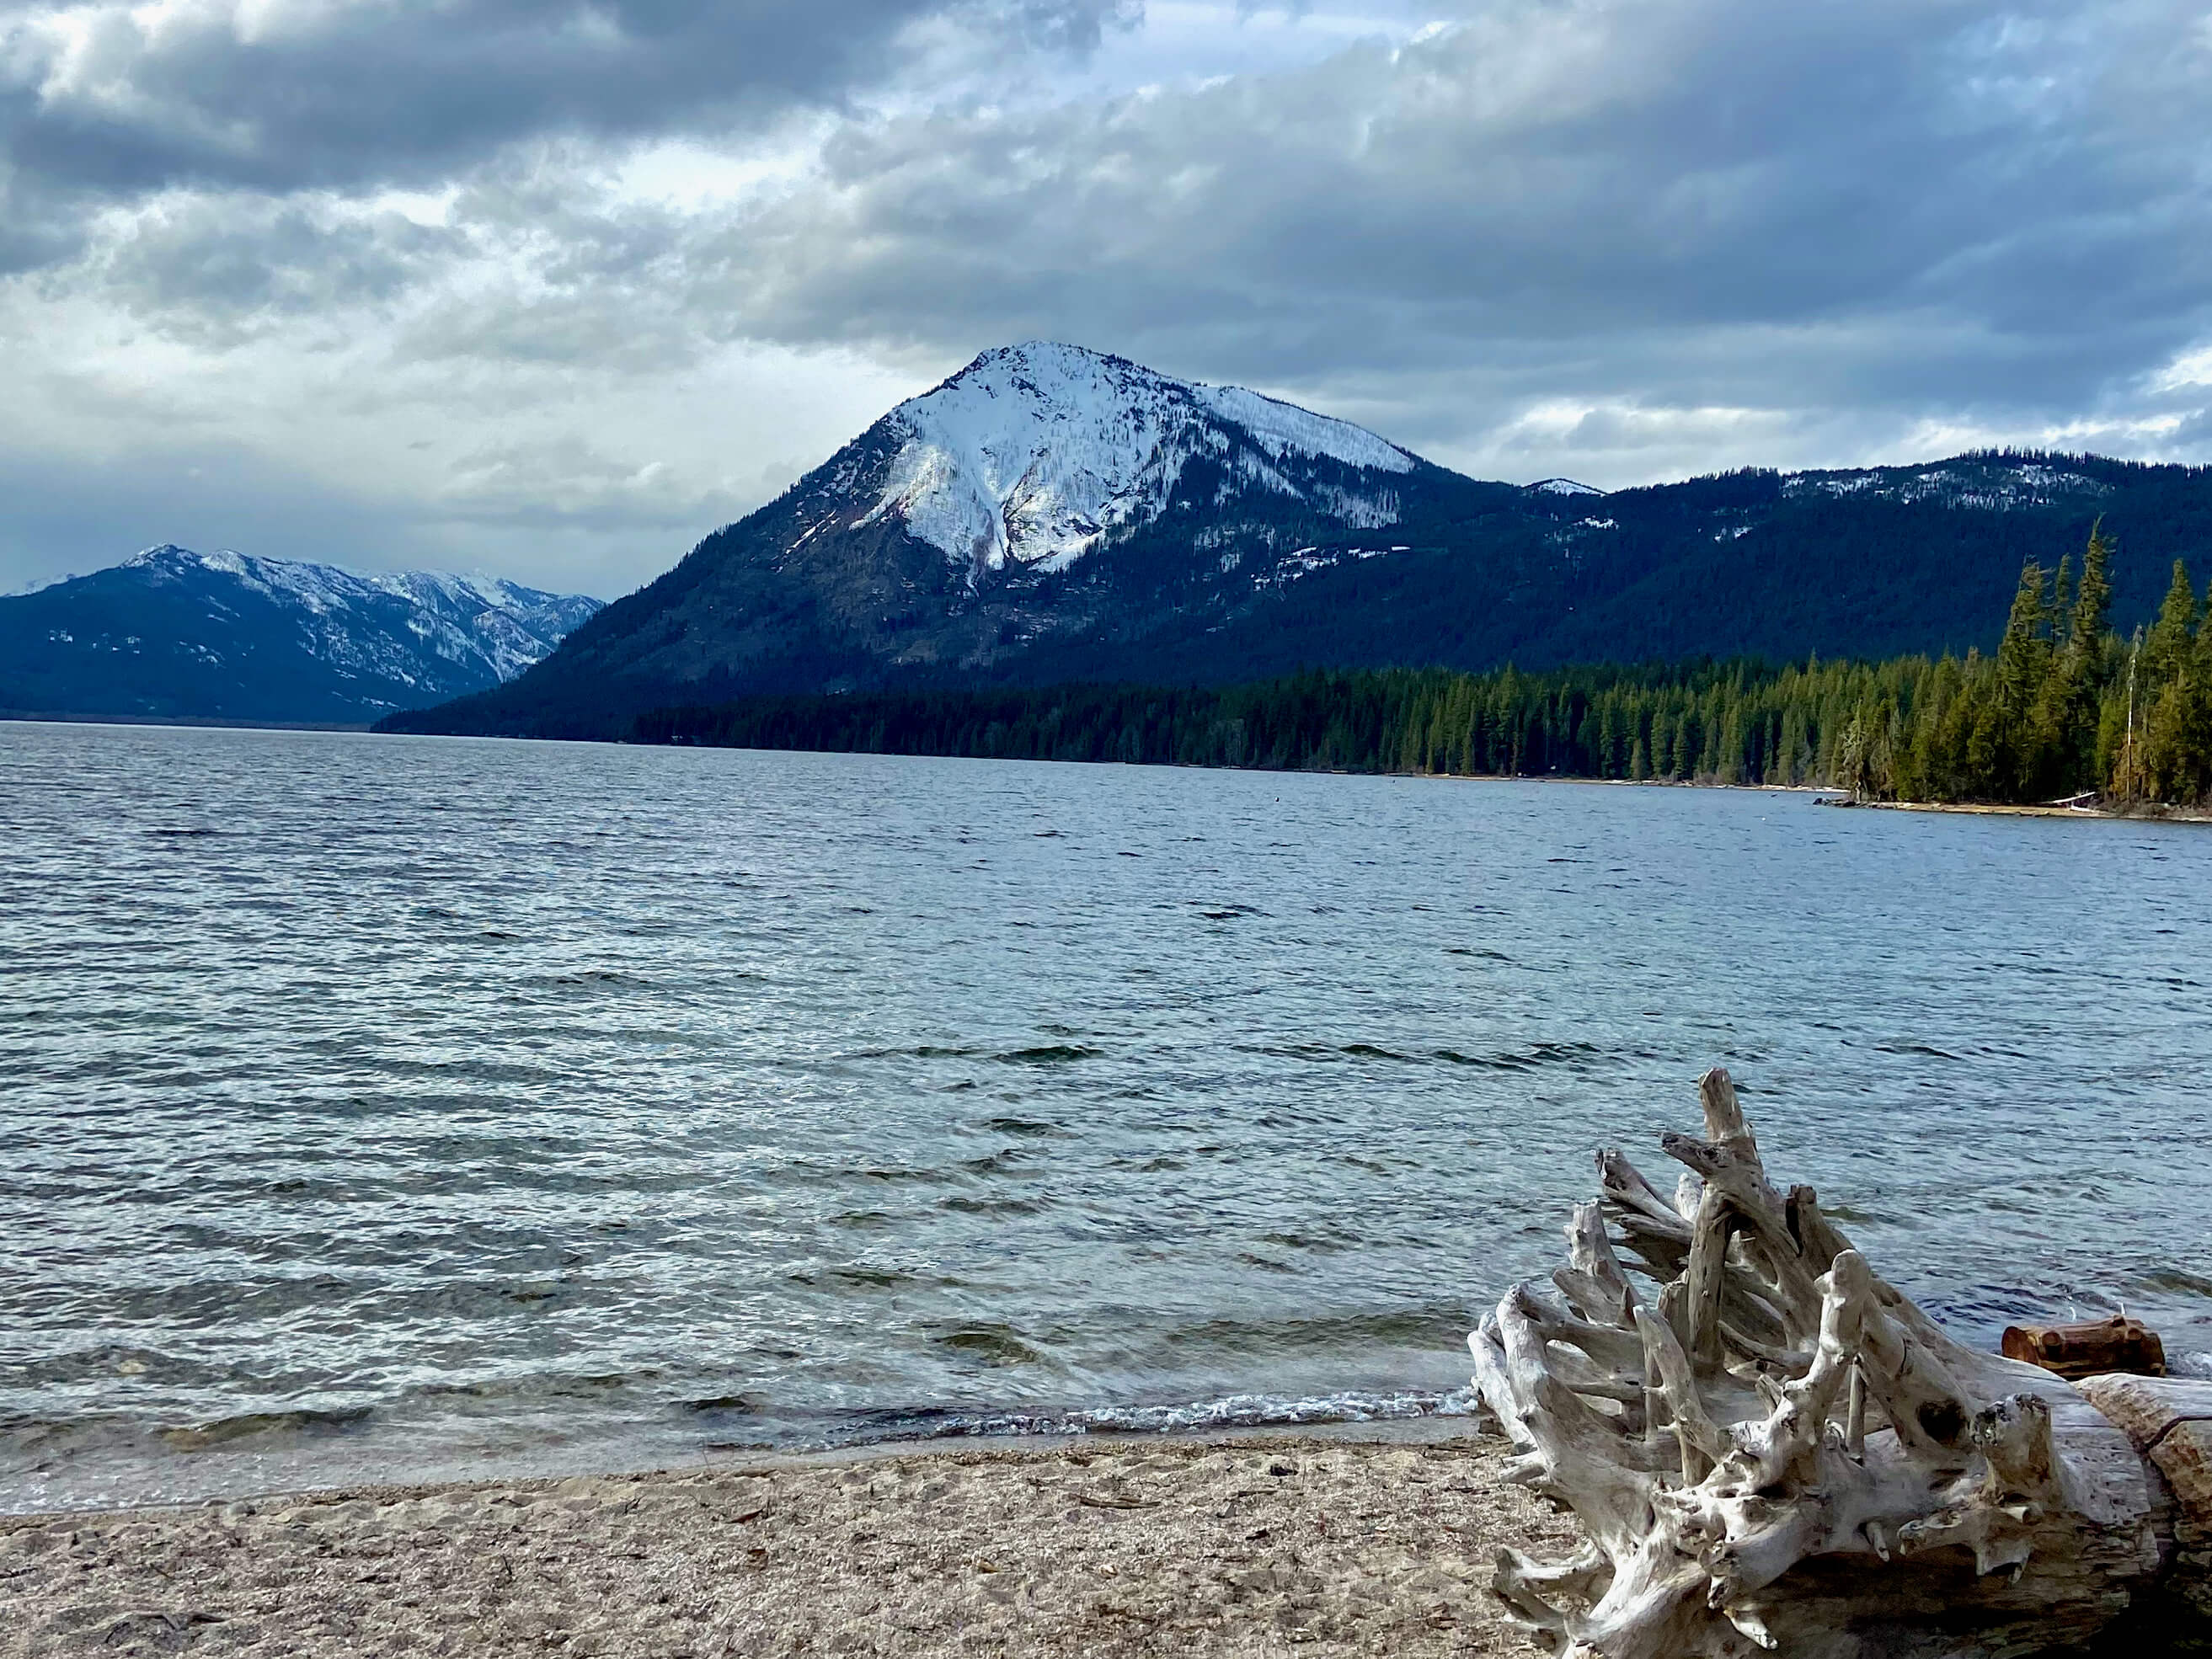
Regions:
[[1312, 485, 1403, 529], [859, 343, 1415, 578], [1782, 462, 2113, 510]]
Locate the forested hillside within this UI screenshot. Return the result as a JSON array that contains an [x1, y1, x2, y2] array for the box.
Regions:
[[638, 525, 2212, 809], [382, 428, 2212, 740]]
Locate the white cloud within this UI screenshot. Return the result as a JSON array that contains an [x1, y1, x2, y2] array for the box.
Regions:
[[2155, 344, 2212, 392]]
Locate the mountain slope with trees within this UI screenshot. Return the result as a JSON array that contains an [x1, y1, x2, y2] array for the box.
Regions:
[[380, 344, 2212, 740], [637, 525, 2212, 810]]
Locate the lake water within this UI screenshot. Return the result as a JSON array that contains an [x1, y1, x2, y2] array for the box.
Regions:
[[6, 720, 2212, 1513]]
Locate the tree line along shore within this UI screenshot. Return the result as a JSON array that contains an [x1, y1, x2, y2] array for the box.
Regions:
[[636, 525, 2212, 812]]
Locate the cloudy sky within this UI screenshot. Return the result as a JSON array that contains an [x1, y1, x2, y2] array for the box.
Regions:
[[3, 0, 2208, 598]]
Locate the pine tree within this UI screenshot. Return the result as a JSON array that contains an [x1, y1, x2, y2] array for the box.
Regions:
[[2144, 560, 2199, 688], [1989, 562, 2054, 798], [2032, 522, 2116, 794], [2138, 563, 2206, 803], [2188, 580, 2212, 803], [2069, 520, 2113, 655]]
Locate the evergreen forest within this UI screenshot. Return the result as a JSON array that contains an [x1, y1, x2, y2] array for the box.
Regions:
[[637, 526, 2212, 809]]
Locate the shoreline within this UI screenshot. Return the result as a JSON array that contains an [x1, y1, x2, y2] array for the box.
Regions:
[[14, 718, 2209, 822], [3, 1411, 1488, 1523], [3, 1427, 1566, 1657], [1817, 794, 2212, 824], [0, 710, 377, 733]]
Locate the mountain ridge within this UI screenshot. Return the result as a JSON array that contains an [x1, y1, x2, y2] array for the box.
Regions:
[[3, 544, 602, 725], [376, 343, 2212, 739]]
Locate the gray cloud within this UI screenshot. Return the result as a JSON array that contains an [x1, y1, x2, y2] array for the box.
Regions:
[[691, 0, 2211, 430], [87, 196, 466, 342], [0, 411, 758, 597], [3, 0, 2209, 598], [0, 0, 1133, 271], [0, 437, 456, 593]]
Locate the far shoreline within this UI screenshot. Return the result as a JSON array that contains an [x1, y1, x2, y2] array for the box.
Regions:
[[13, 716, 2212, 822], [1814, 792, 2212, 825], [0, 708, 375, 733]]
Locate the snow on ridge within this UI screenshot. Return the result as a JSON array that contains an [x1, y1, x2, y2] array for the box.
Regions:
[[112, 544, 599, 682], [1529, 478, 1605, 496], [860, 342, 1415, 578], [127, 542, 582, 612], [1781, 461, 2112, 509], [1190, 383, 1414, 475]]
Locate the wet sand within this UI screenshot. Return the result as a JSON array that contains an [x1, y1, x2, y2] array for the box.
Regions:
[[3, 1434, 1571, 1657]]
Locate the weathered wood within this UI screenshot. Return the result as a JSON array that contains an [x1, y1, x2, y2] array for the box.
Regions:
[[1470, 1067, 2169, 1659], [2002, 1315, 2167, 1380], [2079, 1374, 2212, 1641]]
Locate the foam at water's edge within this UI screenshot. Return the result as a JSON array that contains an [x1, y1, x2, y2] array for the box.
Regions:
[[867, 1387, 1482, 1444], [0, 1388, 1489, 1516]]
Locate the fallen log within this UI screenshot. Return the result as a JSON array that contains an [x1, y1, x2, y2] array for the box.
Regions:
[[2003, 1315, 2166, 1381], [2081, 1374, 2212, 1636], [1469, 1067, 2181, 1659]]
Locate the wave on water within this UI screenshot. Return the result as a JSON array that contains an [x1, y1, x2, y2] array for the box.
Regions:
[[154, 1406, 372, 1452], [1252, 1038, 1623, 1071], [809, 1386, 1485, 1448]]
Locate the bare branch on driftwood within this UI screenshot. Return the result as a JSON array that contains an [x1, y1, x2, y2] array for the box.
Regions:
[[1470, 1068, 2162, 1659]]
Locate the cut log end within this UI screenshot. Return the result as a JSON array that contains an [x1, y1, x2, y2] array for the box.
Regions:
[[2001, 1315, 2167, 1380]]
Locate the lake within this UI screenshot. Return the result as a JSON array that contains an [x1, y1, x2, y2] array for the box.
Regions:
[[5, 720, 2211, 1512]]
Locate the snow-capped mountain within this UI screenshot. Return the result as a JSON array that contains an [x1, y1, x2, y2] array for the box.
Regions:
[[380, 343, 2212, 739], [857, 344, 1414, 579], [1, 545, 601, 724], [394, 342, 1494, 732]]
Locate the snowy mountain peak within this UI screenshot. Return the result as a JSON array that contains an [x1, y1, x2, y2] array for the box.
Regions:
[[128, 542, 233, 571], [1529, 478, 1605, 497], [860, 342, 1418, 579]]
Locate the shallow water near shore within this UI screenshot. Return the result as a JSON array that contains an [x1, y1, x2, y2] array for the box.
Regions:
[[6, 720, 2212, 1513]]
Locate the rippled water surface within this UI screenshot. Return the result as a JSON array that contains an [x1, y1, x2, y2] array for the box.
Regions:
[[6, 720, 2212, 1512]]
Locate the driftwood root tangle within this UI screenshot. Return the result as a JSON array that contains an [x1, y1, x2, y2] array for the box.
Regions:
[[1469, 1068, 2161, 1659]]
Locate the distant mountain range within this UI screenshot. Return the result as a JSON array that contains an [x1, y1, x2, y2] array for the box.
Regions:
[[1, 545, 602, 725], [382, 342, 2212, 740]]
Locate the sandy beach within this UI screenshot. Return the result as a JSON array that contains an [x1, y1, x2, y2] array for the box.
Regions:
[[3, 1433, 1570, 1658]]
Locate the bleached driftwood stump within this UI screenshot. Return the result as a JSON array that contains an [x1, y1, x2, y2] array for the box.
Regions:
[[1469, 1069, 2164, 1659]]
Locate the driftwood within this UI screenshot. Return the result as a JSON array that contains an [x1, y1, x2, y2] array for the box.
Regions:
[[2081, 1374, 2212, 1639], [1469, 1068, 2167, 1659], [2002, 1316, 2166, 1382]]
